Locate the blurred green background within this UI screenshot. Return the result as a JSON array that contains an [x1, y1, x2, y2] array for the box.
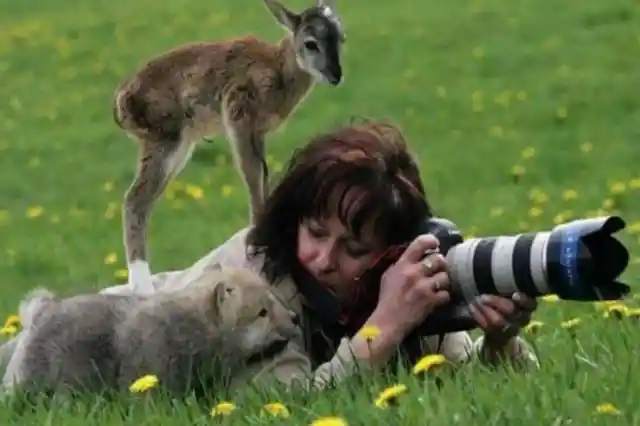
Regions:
[[0, 0, 638, 310]]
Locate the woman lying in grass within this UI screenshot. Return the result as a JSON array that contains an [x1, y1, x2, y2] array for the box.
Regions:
[[1, 120, 540, 393]]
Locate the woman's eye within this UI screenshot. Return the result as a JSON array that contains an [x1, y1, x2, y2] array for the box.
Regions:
[[306, 224, 326, 238], [258, 308, 268, 317], [346, 246, 370, 258]]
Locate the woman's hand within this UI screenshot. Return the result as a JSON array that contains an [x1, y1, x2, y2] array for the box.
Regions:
[[469, 293, 538, 349], [372, 234, 452, 342]]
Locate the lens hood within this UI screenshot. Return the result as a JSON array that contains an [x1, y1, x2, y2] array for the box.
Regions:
[[547, 216, 630, 300]]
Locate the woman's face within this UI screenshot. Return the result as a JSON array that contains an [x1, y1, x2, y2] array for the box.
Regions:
[[297, 216, 384, 302]]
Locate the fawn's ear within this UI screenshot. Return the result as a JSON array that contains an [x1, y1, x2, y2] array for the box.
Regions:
[[263, 0, 300, 32], [317, 0, 336, 10]]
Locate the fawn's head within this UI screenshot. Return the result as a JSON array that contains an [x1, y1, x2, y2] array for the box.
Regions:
[[263, 0, 345, 86]]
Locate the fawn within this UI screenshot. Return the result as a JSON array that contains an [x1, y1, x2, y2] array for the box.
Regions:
[[112, 0, 346, 294]]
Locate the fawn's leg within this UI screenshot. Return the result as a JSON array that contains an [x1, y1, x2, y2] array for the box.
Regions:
[[123, 138, 195, 294], [226, 126, 268, 224], [222, 85, 270, 224]]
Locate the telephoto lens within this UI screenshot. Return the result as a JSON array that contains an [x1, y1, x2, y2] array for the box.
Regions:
[[423, 216, 631, 303]]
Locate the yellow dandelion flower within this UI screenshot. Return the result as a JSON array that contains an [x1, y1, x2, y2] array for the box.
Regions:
[[521, 146, 536, 160], [26, 206, 44, 219], [524, 320, 544, 334], [211, 401, 236, 417], [580, 142, 593, 153], [185, 184, 204, 200], [625, 308, 640, 318], [0, 326, 18, 337], [528, 188, 549, 204], [374, 384, 407, 408], [103, 181, 114, 192], [593, 300, 619, 310], [629, 178, 640, 189], [262, 402, 290, 418], [358, 325, 380, 342], [494, 90, 512, 108], [412, 354, 447, 375], [114, 269, 128, 280], [104, 202, 117, 220], [603, 303, 629, 319], [104, 252, 117, 265], [4, 315, 20, 329], [562, 189, 578, 201], [528, 207, 542, 218], [627, 222, 640, 235], [552, 210, 573, 225], [560, 318, 581, 330], [310, 416, 349, 426], [541, 294, 560, 302], [594, 402, 621, 415], [609, 182, 626, 195], [602, 198, 615, 210], [489, 207, 504, 217], [511, 164, 526, 178], [222, 185, 233, 197], [129, 374, 158, 393]]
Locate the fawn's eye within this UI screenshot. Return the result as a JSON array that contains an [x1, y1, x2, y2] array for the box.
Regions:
[[304, 39, 319, 51], [258, 308, 268, 317]]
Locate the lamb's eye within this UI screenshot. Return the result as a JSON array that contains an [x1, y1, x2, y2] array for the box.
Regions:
[[258, 308, 268, 317]]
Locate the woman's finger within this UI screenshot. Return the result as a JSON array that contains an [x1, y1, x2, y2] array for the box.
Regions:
[[475, 301, 508, 329], [397, 234, 440, 264], [513, 292, 538, 311], [469, 301, 490, 328], [412, 272, 451, 298], [419, 253, 448, 277], [478, 295, 516, 317]]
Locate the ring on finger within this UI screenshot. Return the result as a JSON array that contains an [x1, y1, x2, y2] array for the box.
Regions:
[[422, 257, 434, 274]]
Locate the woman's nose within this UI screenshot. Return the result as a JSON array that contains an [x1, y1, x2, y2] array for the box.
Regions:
[[312, 245, 336, 271]]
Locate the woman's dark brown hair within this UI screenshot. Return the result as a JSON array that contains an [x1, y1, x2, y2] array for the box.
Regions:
[[246, 119, 433, 285]]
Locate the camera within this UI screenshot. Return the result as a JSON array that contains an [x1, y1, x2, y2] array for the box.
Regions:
[[421, 215, 631, 303], [343, 215, 632, 337]]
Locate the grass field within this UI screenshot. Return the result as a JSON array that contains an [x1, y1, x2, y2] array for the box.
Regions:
[[1, 0, 640, 423]]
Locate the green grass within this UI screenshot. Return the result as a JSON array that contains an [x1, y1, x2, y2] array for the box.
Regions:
[[1, 0, 640, 423]]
